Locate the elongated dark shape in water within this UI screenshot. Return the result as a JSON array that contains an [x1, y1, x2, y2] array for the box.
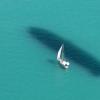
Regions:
[[28, 27, 100, 76]]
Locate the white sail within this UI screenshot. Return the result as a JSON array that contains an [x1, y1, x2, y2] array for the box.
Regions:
[[57, 44, 70, 68], [57, 44, 64, 61]]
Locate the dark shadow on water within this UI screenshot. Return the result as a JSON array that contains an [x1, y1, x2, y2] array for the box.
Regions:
[[47, 59, 67, 70], [27, 27, 100, 76], [47, 59, 57, 65]]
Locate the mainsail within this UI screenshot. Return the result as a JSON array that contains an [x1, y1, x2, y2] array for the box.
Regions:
[[57, 44, 64, 60], [57, 44, 70, 68]]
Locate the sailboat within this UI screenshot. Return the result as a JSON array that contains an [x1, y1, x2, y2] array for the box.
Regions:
[[57, 44, 70, 69]]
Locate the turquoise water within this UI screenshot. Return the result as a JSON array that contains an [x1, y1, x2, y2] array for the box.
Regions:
[[0, 0, 100, 100]]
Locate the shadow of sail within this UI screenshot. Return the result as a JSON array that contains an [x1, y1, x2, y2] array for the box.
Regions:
[[27, 27, 100, 76]]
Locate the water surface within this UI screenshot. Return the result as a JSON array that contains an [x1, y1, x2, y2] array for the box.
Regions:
[[0, 0, 100, 100]]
